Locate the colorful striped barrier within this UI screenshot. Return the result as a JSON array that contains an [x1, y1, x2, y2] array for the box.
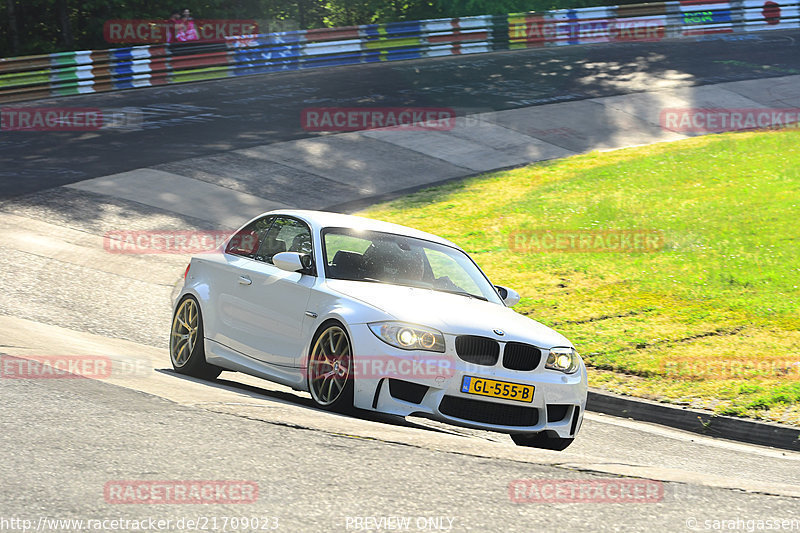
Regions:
[[614, 3, 675, 41], [742, 0, 800, 30], [1, 1, 798, 104], [109, 46, 169, 90], [423, 16, 493, 56], [226, 33, 303, 75], [680, 0, 734, 35], [552, 7, 615, 45], [508, 12, 558, 48]]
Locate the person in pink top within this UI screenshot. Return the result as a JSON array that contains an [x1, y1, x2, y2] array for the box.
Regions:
[[175, 7, 199, 41]]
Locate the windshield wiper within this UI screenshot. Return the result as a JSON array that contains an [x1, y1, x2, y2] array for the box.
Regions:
[[397, 280, 434, 290], [433, 288, 488, 301]]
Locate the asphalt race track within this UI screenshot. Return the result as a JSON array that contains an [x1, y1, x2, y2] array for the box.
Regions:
[[1, 31, 800, 199], [1, 29, 799, 533]]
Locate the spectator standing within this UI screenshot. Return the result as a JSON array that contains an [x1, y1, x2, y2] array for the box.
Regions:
[[176, 7, 199, 41], [165, 10, 181, 43]]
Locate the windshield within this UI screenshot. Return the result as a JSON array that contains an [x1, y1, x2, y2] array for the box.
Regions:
[[322, 227, 502, 304]]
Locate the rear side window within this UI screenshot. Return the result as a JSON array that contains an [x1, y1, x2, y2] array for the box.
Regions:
[[225, 216, 275, 259]]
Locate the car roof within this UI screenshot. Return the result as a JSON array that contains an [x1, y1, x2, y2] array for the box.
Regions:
[[261, 209, 461, 250]]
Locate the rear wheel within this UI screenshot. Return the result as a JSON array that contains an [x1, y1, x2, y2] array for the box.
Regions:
[[512, 431, 574, 451], [307, 322, 354, 411], [170, 296, 222, 380]]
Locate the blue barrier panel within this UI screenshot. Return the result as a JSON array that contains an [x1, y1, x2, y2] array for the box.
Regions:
[[227, 33, 304, 75]]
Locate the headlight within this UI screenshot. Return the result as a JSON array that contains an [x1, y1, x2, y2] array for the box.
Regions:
[[545, 347, 580, 374], [368, 322, 445, 352]]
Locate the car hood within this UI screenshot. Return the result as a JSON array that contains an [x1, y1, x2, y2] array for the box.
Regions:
[[325, 279, 571, 349]]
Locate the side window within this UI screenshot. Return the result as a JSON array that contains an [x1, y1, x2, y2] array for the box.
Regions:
[[225, 216, 275, 259], [255, 216, 313, 265]]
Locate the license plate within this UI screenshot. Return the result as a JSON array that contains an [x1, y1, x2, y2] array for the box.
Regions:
[[460, 376, 534, 403]]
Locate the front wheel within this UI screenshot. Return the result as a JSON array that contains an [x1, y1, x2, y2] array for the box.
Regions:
[[170, 296, 222, 380], [307, 322, 354, 412], [512, 431, 574, 451]]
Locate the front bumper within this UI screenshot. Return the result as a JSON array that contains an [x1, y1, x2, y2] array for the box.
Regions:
[[348, 324, 588, 439]]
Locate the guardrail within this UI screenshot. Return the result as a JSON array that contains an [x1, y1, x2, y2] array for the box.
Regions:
[[1, 0, 798, 104]]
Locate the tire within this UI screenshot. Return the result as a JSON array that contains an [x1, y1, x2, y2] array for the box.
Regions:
[[307, 320, 354, 412], [170, 295, 222, 380], [512, 431, 574, 451]]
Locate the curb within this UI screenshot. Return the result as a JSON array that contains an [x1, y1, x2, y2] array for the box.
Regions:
[[587, 389, 800, 451]]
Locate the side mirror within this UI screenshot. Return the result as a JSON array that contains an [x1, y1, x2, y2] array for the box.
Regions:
[[495, 285, 520, 307], [273, 251, 311, 273]]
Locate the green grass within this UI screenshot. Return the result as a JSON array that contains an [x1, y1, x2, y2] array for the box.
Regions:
[[359, 129, 800, 425]]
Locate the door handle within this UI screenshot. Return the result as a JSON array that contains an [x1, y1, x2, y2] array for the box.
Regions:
[[238, 275, 252, 286]]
